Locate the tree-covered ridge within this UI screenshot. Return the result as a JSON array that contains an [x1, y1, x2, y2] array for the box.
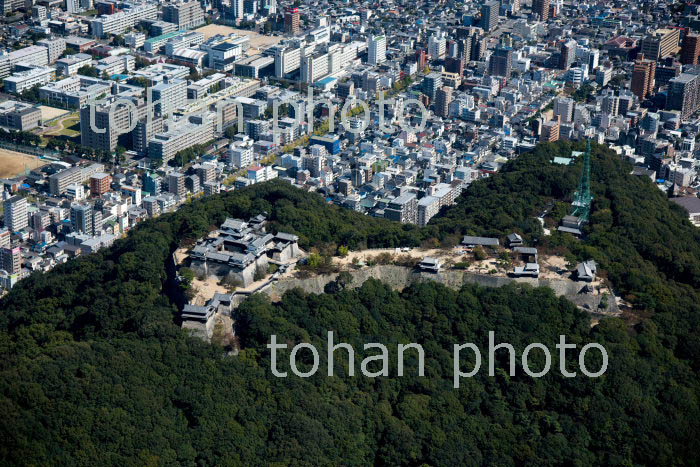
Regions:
[[2, 280, 698, 465], [1, 141, 700, 464]]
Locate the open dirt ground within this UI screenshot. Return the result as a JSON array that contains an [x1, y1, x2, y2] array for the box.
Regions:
[[0, 149, 47, 178], [194, 24, 282, 50], [38, 106, 70, 122]]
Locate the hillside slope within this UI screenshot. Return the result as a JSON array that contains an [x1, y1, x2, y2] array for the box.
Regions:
[[0, 142, 699, 464]]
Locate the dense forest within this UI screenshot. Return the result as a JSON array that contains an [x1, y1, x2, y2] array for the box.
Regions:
[[0, 141, 699, 464]]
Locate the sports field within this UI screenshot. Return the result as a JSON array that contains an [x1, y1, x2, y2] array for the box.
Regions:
[[194, 24, 282, 50], [0, 149, 47, 178]]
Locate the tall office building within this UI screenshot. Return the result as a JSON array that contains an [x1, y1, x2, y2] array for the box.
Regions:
[[435, 87, 453, 118], [631, 54, 657, 100], [284, 7, 300, 35], [488, 46, 513, 78], [368, 35, 387, 66], [532, 0, 550, 21], [681, 33, 700, 65], [480, 1, 499, 32], [3, 196, 28, 233]]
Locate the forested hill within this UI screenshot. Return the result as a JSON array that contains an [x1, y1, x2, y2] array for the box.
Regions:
[[0, 141, 699, 464]]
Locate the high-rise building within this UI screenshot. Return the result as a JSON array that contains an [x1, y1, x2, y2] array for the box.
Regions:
[[435, 87, 454, 118], [540, 117, 560, 143], [0, 247, 21, 275], [428, 33, 447, 59], [162, 1, 205, 30], [422, 72, 443, 101], [668, 72, 700, 120], [631, 54, 657, 100], [553, 97, 574, 123], [470, 33, 485, 61], [150, 79, 187, 117], [3, 196, 28, 233], [480, 1, 499, 32], [560, 40, 576, 70], [80, 98, 141, 153], [284, 7, 300, 35], [168, 172, 186, 197], [601, 93, 619, 116], [368, 35, 387, 66], [444, 57, 465, 76], [488, 46, 513, 78], [70, 203, 100, 235], [682, 33, 700, 65], [640, 28, 681, 61], [532, 0, 550, 21]]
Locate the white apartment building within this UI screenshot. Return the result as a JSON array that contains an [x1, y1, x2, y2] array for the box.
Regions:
[[368, 35, 386, 66], [228, 142, 254, 167], [90, 4, 158, 38]]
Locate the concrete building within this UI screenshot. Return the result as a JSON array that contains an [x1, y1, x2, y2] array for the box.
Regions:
[[368, 35, 387, 66], [488, 46, 513, 78], [481, 0, 499, 32], [435, 87, 453, 118], [0, 101, 42, 131], [37, 38, 66, 64], [631, 55, 656, 100], [148, 115, 215, 164], [532, 0, 550, 21], [151, 78, 187, 117], [284, 7, 300, 35], [0, 247, 21, 275], [90, 4, 158, 38], [8, 46, 49, 67], [384, 192, 418, 224], [55, 53, 93, 76], [668, 72, 700, 120], [540, 117, 560, 143], [80, 98, 141, 153], [4, 66, 56, 94], [3, 196, 28, 232], [40, 76, 111, 109], [49, 167, 82, 196], [640, 28, 680, 61], [682, 33, 700, 65], [90, 173, 112, 196], [162, 1, 205, 30]]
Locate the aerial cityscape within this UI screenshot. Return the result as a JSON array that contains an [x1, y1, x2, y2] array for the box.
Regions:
[[0, 0, 699, 464]]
